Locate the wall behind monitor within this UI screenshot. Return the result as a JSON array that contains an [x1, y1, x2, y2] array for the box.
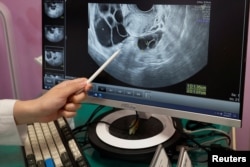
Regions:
[[0, 0, 42, 100], [0, 0, 249, 150], [0, 3, 15, 99]]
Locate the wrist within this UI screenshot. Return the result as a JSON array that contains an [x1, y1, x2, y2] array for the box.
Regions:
[[13, 99, 39, 125]]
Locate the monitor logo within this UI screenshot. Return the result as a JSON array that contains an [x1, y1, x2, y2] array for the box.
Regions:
[[120, 103, 137, 110]]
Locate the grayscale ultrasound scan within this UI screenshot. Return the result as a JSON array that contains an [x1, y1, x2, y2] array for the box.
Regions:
[[88, 4, 210, 88], [44, 2, 64, 18], [45, 48, 64, 68], [45, 25, 64, 42]]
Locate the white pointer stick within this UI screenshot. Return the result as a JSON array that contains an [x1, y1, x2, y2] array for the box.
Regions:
[[87, 49, 121, 83], [76, 49, 121, 94]]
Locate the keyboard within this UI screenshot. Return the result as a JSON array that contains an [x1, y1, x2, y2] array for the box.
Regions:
[[23, 117, 89, 167]]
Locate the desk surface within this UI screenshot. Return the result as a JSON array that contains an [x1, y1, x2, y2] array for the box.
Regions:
[[0, 103, 230, 167]]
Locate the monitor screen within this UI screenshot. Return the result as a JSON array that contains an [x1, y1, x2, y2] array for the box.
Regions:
[[42, 0, 249, 127]]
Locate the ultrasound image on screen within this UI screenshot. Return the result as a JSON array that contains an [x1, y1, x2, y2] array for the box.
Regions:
[[45, 47, 64, 70], [45, 25, 64, 42], [88, 3, 210, 88], [44, 1, 64, 18]]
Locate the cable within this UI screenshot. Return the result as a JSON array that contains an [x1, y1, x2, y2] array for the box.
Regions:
[[72, 105, 108, 150], [200, 136, 229, 146], [183, 128, 231, 146], [184, 127, 229, 136], [72, 105, 105, 134], [185, 120, 216, 131], [174, 120, 233, 164], [172, 119, 211, 153]]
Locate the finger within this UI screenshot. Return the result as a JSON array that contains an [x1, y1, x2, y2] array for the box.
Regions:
[[75, 83, 92, 95], [69, 92, 86, 103], [64, 103, 81, 111], [61, 78, 88, 96], [84, 82, 92, 90], [60, 110, 77, 118]]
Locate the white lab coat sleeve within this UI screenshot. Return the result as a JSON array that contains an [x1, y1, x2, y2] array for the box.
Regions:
[[0, 99, 27, 145]]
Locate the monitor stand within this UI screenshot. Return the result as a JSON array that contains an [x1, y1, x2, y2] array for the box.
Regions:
[[87, 109, 182, 161]]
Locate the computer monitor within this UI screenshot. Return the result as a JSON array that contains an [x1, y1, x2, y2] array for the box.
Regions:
[[42, 0, 249, 155], [42, 0, 249, 126]]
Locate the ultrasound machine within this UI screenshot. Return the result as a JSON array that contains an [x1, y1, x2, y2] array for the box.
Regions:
[[23, 0, 250, 166]]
